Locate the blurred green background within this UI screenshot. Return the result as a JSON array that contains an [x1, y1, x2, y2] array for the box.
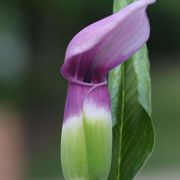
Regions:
[[0, 0, 179, 179]]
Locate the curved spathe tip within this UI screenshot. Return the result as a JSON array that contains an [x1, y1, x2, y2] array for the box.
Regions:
[[61, 0, 155, 84]]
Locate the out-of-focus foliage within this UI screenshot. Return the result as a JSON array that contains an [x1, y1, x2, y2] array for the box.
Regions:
[[0, 0, 179, 179]]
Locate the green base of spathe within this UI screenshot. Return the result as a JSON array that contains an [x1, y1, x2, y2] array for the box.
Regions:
[[61, 109, 112, 180]]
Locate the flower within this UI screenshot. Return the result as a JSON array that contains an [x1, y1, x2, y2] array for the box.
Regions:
[[60, 0, 155, 179]]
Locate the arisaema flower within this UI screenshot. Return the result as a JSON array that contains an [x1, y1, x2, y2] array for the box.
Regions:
[[60, 0, 155, 179]]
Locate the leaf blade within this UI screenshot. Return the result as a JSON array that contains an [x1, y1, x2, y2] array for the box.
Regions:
[[108, 43, 154, 180]]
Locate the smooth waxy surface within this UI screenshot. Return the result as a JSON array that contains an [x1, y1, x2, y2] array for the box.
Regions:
[[61, 105, 112, 180]]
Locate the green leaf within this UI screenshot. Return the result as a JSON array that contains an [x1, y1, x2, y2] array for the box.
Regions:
[[108, 46, 154, 180], [108, 1, 155, 179]]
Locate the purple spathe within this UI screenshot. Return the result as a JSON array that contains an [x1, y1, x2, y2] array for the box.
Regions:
[[61, 0, 155, 122], [61, 0, 155, 84], [64, 82, 111, 122]]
